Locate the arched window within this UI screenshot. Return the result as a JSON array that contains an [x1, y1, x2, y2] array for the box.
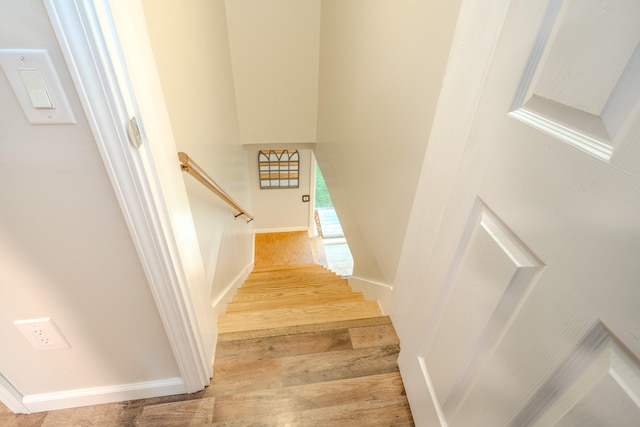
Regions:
[[258, 149, 299, 189]]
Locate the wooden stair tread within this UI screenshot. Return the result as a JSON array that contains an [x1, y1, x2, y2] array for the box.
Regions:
[[246, 266, 340, 282], [247, 268, 334, 278], [214, 321, 400, 366], [218, 300, 383, 334], [215, 328, 354, 365], [209, 343, 400, 397], [212, 397, 413, 426], [280, 344, 401, 387], [235, 282, 350, 297], [242, 274, 347, 287], [211, 372, 408, 422], [232, 283, 352, 302], [226, 292, 366, 313], [250, 263, 323, 273], [217, 316, 393, 342], [245, 269, 341, 282]]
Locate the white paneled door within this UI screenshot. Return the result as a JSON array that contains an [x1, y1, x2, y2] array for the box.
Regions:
[[401, 0, 640, 425]]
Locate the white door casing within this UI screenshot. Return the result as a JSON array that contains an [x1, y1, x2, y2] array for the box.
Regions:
[[397, 0, 640, 425], [44, 0, 212, 395]]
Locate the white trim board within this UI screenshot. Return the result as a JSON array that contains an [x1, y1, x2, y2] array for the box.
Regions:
[[348, 276, 393, 314], [43, 0, 211, 396], [212, 262, 254, 314], [22, 378, 185, 413], [0, 373, 29, 414]]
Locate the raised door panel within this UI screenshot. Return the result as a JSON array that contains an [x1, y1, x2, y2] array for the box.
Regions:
[[510, 0, 640, 164], [403, 0, 640, 425], [420, 202, 543, 420]]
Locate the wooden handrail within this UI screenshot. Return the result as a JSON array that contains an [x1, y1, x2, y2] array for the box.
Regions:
[[178, 152, 254, 223]]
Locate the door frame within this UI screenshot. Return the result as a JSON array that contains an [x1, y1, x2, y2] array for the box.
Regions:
[[42, 0, 211, 394], [2, 0, 213, 412], [0, 372, 29, 414]]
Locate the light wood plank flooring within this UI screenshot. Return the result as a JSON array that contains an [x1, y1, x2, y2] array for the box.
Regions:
[[211, 262, 413, 425], [254, 231, 317, 268], [1, 232, 413, 426]]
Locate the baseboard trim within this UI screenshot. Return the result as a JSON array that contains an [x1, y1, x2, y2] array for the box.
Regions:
[[211, 261, 254, 316], [210, 261, 253, 366], [22, 377, 185, 413], [348, 275, 393, 314], [0, 373, 29, 414]]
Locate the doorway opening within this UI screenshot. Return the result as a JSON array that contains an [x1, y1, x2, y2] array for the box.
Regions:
[[313, 161, 353, 277]]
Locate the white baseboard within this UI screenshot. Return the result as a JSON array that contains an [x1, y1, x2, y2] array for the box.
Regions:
[[348, 276, 393, 314], [0, 374, 29, 414], [211, 261, 253, 317], [22, 377, 185, 413], [209, 261, 253, 367]]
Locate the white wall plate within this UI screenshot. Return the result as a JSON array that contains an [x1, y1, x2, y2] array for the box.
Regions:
[[0, 49, 76, 124]]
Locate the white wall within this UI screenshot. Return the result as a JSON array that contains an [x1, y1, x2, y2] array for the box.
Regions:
[[141, 0, 254, 311], [0, 0, 178, 404], [247, 146, 314, 233], [315, 0, 462, 304], [225, 0, 321, 144]]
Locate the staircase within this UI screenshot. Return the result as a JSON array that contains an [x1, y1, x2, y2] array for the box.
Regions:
[[218, 264, 380, 335], [1, 262, 414, 425], [211, 264, 414, 425]]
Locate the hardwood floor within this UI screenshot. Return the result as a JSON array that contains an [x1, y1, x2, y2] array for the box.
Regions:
[[210, 318, 412, 425], [1, 232, 413, 426], [254, 231, 317, 267], [212, 261, 413, 425]]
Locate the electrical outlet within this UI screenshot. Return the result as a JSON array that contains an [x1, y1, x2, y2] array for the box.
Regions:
[[14, 318, 70, 351]]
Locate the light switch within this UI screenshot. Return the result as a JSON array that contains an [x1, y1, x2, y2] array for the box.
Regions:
[[0, 49, 75, 124], [18, 69, 54, 109]]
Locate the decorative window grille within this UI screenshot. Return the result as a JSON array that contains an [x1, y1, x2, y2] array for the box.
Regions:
[[258, 149, 300, 189]]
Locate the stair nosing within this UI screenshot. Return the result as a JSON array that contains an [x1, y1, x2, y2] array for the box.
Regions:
[[217, 315, 392, 342]]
